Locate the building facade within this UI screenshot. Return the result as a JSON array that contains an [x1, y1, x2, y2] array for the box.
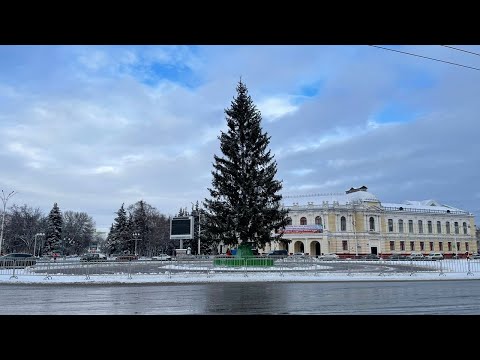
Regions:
[[265, 186, 477, 258]]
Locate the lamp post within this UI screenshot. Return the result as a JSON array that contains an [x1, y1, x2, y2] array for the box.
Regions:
[[133, 232, 140, 256], [0, 190, 16, 255], [34, 232, 45, 257]]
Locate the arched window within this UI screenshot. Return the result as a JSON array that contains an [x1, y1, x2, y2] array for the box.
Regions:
[[340, 216, 346, 231], [398, 219, 404, 233], [437, 221, 441, 234], [427, 221, 432, 234], [463, 222, 468, 235], [454, 222, 459, 234], [369, 217, 375, 231], [315, 216, 322, 225], [286, 217, 292, 225], [388, 219, 393, 232], [446, 221, 450, 234], [300, 217, 307, 225], [418, 220, 423, 233], [408, 220, 413, 233]]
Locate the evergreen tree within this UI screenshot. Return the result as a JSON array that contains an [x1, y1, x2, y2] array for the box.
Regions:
[[44, 202, 63, 255], [107, 203, 131, 254], [203, 80, 289, 249]]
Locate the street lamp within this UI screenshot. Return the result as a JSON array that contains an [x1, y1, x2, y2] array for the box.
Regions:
[[0, 190, 16, 255], [133, 232, 140, 256], [34, 233, 45, 257]]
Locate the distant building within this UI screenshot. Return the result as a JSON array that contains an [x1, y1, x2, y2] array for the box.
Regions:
[[265, 186, 476, 258]]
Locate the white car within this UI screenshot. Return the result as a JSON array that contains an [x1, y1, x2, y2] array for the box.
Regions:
[[151, 254, 172, 261], [318, 253, 339, 260]]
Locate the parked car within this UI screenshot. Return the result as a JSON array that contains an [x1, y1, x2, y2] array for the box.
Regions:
[[472, 253, 480, 260], [389, 253, 407, 261], [0, 253, 36, 267], [362, 254, 380, 260], [291, 252, 305, 259], [267, 250, 289, 258], [80, 253, 107, 262], [318, 253, 339, 260], [151, 254, 172, 261], [407, 252, 425, 260], [425, 252, 444, 260]]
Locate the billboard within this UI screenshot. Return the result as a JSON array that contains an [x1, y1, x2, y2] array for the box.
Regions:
[[170, 216, 194, 239], [282, 224, 323, 234]]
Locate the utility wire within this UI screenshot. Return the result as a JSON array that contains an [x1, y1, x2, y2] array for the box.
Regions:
[[440, 45, 480, 57], [369, 45, 480, 71]]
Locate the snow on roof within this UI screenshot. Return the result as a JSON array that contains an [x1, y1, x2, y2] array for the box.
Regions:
[[282, 191, 379, 207]]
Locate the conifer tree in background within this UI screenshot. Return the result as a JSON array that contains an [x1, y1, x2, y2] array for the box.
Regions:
[[44, 202, 63, 255], [105, 203, 131, 254], [203, 80, 289, 249]]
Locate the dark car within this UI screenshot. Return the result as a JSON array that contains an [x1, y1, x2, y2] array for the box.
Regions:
[[267, 250, 289, 258], [389, 254, 407, 261], [362, 254, 380, 260], [80, 253, 107, 262], [0, 253, 36, 267]]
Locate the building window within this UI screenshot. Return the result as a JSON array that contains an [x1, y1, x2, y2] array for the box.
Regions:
[[427, 221, 432, 234], [315, 216, 322, 225], [400, 241, 405, 251], [465, 242, 469, 252], [342, 240, 348, 251], [369, 217, 375, 231], [410, 241, 415, 251], [420, 242, 425, 251], [390, 241, 395, 251], [437, 221, 441, 234], [463, 222, 468, 235], [408, 220, 413, 233], [457, 242, 461, 252], [340, 216, 346, 231], [388, 219, 393, 232], [448, 242, 452, 251], [418, 220, 423, 234], [454, 222, 459, 234], [286, 217, 292, 225], [398, 219, 404, 233], [446, 222, 450, 234], [300, 217, 307, 225], [429, 242, 434, 251], [439, 242, 443, 251]]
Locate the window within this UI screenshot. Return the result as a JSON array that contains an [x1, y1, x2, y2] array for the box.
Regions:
[[340, 216, 346, 231], [315, 216, 322, 225], [400, 241, 405, 251], [398, 219, 404, 233], [457, 242, 461, 252], [342, 240, 348, 251], [408, 220, 413, 233], [410, 241, 415, 251], [390, 241, 395, 251], [465, 242, 469, 252], [446, 222, 450, 234], [286, 217, 292, 225], [429, 242, 434, 251], [420, 242, 424, 251], [454, 222, 459, 234], [437, 221, 441, 234], [388, 219, 393, 232], [463, 222, 468, 235], [427, 221, 432, 234], [300, 217, 307, 225], [439, 242, 443, 251], [369, 217, 375, 231], [418, 220, 423, 234], [448, 242, 452, 251]]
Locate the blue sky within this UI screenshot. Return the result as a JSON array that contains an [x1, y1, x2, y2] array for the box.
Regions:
[[1, 45, 479, 231]]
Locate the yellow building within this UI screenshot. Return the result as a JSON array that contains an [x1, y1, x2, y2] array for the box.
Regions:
[[266, 186, 477, 258]]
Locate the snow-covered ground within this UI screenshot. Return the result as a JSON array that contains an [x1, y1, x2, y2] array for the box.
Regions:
[[1, 259, 479, 284]]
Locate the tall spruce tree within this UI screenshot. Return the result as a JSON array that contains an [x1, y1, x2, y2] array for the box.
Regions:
[[203, 80, 289, 249], [44, 202, 63, 255]]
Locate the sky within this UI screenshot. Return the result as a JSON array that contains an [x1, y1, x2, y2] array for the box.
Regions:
[[1, 45, 479, 232]]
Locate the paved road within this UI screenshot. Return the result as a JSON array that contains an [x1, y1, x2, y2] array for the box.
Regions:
[[1, 280, 479, 314]]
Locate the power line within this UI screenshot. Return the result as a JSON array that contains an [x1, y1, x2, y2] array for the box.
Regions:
[[440, 45, 480, 57], [369, 45, 480, 71]]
